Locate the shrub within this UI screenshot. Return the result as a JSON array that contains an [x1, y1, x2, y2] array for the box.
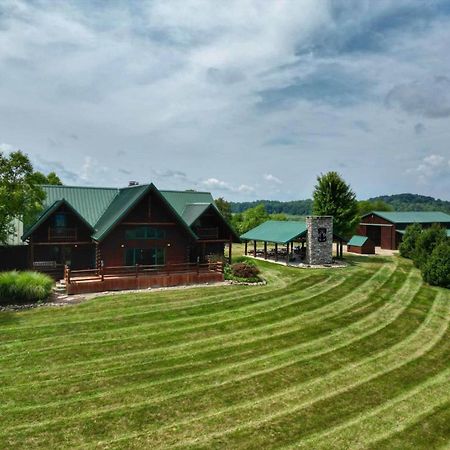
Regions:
[[232, 255, 257, 265], [422, 241, 450, 288], [0, 271, 53, 305], [230, 262, 260, 279], [413, 224, 447, 269], [399, 223, 422, 259]]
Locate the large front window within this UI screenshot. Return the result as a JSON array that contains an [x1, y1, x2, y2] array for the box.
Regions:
[[125, 227, 165, 240], [125, 248, 165, 266]]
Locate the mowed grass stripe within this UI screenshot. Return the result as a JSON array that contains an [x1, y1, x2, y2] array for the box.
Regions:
[[0, 260, 394, 380], [286, 368, 450, 449], [0, 266, 428, 441], [0, 273, 337, 352], [0, 262, 413, 413], [5, 276, 439, 449], [146, 289, 449, 450], [66, 273, 431, 449], [0, 271, 333, 346]]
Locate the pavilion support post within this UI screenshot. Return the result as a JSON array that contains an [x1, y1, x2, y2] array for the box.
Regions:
[[340, 241, 343, 258], [253, 240, 257, 257], [275, 243, 278, 261], [286, 243, 289, 265], [228, 237, 232, 264], [244, 241, 248, 256], [264, 241, 267, 259]]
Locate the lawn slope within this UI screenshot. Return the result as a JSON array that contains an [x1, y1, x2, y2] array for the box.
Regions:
[[0, 256, 449, 449]]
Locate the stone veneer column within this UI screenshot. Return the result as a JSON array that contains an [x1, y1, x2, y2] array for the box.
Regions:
[[306, 216, 333, 265]]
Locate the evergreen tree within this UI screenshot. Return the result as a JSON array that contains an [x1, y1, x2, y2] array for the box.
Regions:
[[413, 224, 447, 269], [312, 171, 359, 238], [399, 223, 422, 259]]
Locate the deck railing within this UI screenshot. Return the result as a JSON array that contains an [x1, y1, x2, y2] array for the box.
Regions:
[[49, 227, 78, 241], [64, 261, 224, 284]]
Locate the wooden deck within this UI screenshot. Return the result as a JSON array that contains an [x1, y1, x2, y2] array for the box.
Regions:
[[64, 262, 224, 295]]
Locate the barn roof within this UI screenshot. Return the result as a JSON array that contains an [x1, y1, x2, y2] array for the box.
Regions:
[[240, 220, 307, 244], [347, 235, 369, 247], [366, 211, 450, 224]]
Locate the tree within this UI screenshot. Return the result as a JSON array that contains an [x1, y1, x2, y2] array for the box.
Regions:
[[233, 204, 269, 234], [399, 223, 422, 259], [0, 151, 46, 243], [358, 199, 393, 216], [413, 224, 447, 269], [31, 171, 62, 185], [215, 197, 232, 222], [312, 171, 359, 238], [422, 240, 450, 288]]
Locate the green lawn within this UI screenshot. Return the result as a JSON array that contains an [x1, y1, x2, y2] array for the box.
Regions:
[[0, 255, 449, 449]]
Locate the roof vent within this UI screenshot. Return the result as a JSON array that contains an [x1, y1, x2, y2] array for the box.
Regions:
[[128, 181, 139, 186]]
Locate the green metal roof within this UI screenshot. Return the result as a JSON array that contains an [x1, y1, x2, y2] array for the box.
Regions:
[[92, 184, 151, 241], [347, 235, 369, 247], [26, 184, 233, 242], [160, 190, 215, 217], [41, 185, 118, 227], [22, 199, 94, 240], [366, 211, 450, 224], [240, 220, 307, 244], [181, 203, 211, 226]]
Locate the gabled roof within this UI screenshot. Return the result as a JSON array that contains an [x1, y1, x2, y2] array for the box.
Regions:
[[41, 185, 118, 227], [364, 211, 450, 224], [24, 184, 236, 243], [181, 203, 211, 226], [22, 199, 93, 240], [347, 235, 369, 247], [160, 190, 215, 218], [92, 184, 150, 241], [241, 220, 307, 244]]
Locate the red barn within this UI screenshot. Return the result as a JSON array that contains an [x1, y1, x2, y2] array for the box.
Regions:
[[357, 211, 450, 250]]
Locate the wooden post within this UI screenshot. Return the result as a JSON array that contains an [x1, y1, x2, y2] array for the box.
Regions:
[[244, 241, 248, 255], [29, 239, 34, 269], [228, 237, 232, 264], [135, 264, 139, 278], [275, 243, 278, 261], [253, 240, 257, 257], [286, 243, 289, 265], [264, 241, 267, 259]]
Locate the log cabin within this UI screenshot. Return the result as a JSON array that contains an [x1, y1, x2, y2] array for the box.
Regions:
[[21, 183, 239, 288]]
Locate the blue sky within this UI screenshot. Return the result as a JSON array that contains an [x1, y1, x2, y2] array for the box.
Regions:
[[0, 0, 449, 200]]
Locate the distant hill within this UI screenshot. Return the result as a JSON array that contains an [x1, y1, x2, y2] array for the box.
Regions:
[[230, 194, 450, 215], [230, 199, 313, 216], [368, 194, 450, 214]]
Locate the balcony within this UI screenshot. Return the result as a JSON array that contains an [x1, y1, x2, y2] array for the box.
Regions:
[[196, 227, 219, 239], [48, 227, 78, 241]]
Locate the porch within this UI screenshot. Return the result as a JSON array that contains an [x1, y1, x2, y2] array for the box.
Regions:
[[63, 261, 224, 295]]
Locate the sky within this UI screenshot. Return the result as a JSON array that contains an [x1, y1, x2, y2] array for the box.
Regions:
[[1, 0, 450, 201]]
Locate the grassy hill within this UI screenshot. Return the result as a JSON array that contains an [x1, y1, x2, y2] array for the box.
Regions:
[[0, 255, 449, 448]]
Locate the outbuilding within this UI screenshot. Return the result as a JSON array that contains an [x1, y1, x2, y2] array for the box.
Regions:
[[357, 211, 450, 250], [347, 235, 375, 254]]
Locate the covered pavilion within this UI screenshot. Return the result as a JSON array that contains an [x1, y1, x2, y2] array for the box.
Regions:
[[240, 220, 345, 265]]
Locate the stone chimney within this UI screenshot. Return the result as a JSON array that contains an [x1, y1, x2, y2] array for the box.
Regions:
[[306, 216, 333, 265]]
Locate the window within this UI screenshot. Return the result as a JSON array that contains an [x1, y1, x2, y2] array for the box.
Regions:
[[54, 213, 67, 228], [125, 227, 165, 240], [125, 248, 165, 266]]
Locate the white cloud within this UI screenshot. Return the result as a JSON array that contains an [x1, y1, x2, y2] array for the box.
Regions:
[[409, 153, 450, 185], [264, 173, 282, 184], [0, 143, 14, 153], [0, 1, 450, 200]]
